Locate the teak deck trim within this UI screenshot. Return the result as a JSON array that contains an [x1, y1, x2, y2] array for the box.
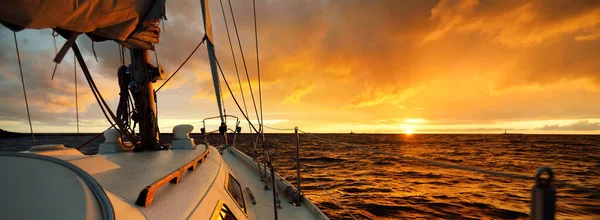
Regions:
[[135, 147, 210, 207]]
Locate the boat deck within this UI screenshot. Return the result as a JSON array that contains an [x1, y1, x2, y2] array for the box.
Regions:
[[94, 145, 221, 219], [90, 144, 326, 219], [222, 147, 328, 220]]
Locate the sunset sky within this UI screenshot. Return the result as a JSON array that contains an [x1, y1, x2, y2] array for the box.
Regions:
[[1, 0, 600, 134]]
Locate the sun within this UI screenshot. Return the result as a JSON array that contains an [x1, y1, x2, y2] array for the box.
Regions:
[[404, 127, 413, 135]]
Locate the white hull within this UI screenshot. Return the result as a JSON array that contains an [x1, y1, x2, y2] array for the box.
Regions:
[[0, 143, 328, 220]]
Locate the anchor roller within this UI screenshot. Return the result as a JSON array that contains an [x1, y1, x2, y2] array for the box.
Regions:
[[531, 167, 556, 220]]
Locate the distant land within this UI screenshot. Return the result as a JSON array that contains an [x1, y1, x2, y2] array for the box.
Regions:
[[0, 128, 25, 138]]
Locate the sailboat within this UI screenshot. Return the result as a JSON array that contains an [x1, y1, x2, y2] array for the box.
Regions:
[[0, 0, 328, 219], [502, 129, 524, 135], [4, 0, 594, 219]]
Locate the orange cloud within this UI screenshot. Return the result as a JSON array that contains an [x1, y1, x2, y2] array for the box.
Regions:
[[422, 0, 479, 43], [2, 0, 600, 133]]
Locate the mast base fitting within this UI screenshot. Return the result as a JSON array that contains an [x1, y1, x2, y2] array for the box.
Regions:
[[148, 63, 165, 82], [219, 123, 227, 134]]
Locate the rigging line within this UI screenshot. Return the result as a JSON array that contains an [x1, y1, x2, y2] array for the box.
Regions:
[[238, 121, 295, 131], [118, 44, 124, 65], [252, 0, 265, 139], [73, 45, 114, 128], [298, 129, 600, 196], [213, 54, 260, 134], [51, 30, 60, 80], [152, 44, 161, 125], [13, 31, 36, 146], [263, 125, 295, 131], [75, 55, 80, 147], [227, 0, 261, 127], [76, 125, 115, 150], [298, 160, 357, 220], [78, 59, 117, 131], [262, 150, 356, 220], [219, 0, 250, 132], [72, 43, 136, 148], [155, 35, 207, 92], [91, 42, 99, 62], [218, 71, 226, 124]]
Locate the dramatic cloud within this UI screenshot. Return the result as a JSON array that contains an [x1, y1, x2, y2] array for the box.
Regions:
[[1, 0, 599, 133], [539, 120, 600, 131]]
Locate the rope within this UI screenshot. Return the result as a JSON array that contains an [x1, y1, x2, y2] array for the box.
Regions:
[[72, 43, 137, 149], [74, 55, 80, 147], [51, 30, 60, 80], [298, 160, 357, 219], [227, 0, 261, 127], [91, 41, 99, 62], [155, 35, 207, 92], [13, 31, 36, 146], [116, 65, 134, 134], [242, 122, 295, 131], [218, 65, 226, 124], [252, 0, 265, 139], [73, 45, 117, 129], [263, 125, 295, 131], [76, 125, 114, 150], [213, 54, 260, 134], [298, 129, 600, 196], [219, 0, 250, 132]]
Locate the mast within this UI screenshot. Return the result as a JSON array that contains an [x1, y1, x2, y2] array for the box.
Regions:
[[200, 0, 226, 125], [129, 49, 162, 151]]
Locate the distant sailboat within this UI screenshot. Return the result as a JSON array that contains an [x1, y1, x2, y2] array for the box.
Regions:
[[502, 129, 523, 135]]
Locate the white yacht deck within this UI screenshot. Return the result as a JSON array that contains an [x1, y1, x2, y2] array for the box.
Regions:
[[90, 143, 327, 219], [222, 147, 329, 220], [94, 145, 220, 219]]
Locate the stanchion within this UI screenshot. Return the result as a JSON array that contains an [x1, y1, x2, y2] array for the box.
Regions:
[[531, 167, 556, 220]]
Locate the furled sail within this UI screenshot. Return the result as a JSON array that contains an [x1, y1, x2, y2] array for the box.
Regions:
[[0, 0, 166, 49]]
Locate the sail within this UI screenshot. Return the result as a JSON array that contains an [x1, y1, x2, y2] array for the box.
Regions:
[[0, 0, 166, 49]]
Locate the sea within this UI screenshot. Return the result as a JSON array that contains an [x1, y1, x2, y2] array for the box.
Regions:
[[2, 133, 599, 219]]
